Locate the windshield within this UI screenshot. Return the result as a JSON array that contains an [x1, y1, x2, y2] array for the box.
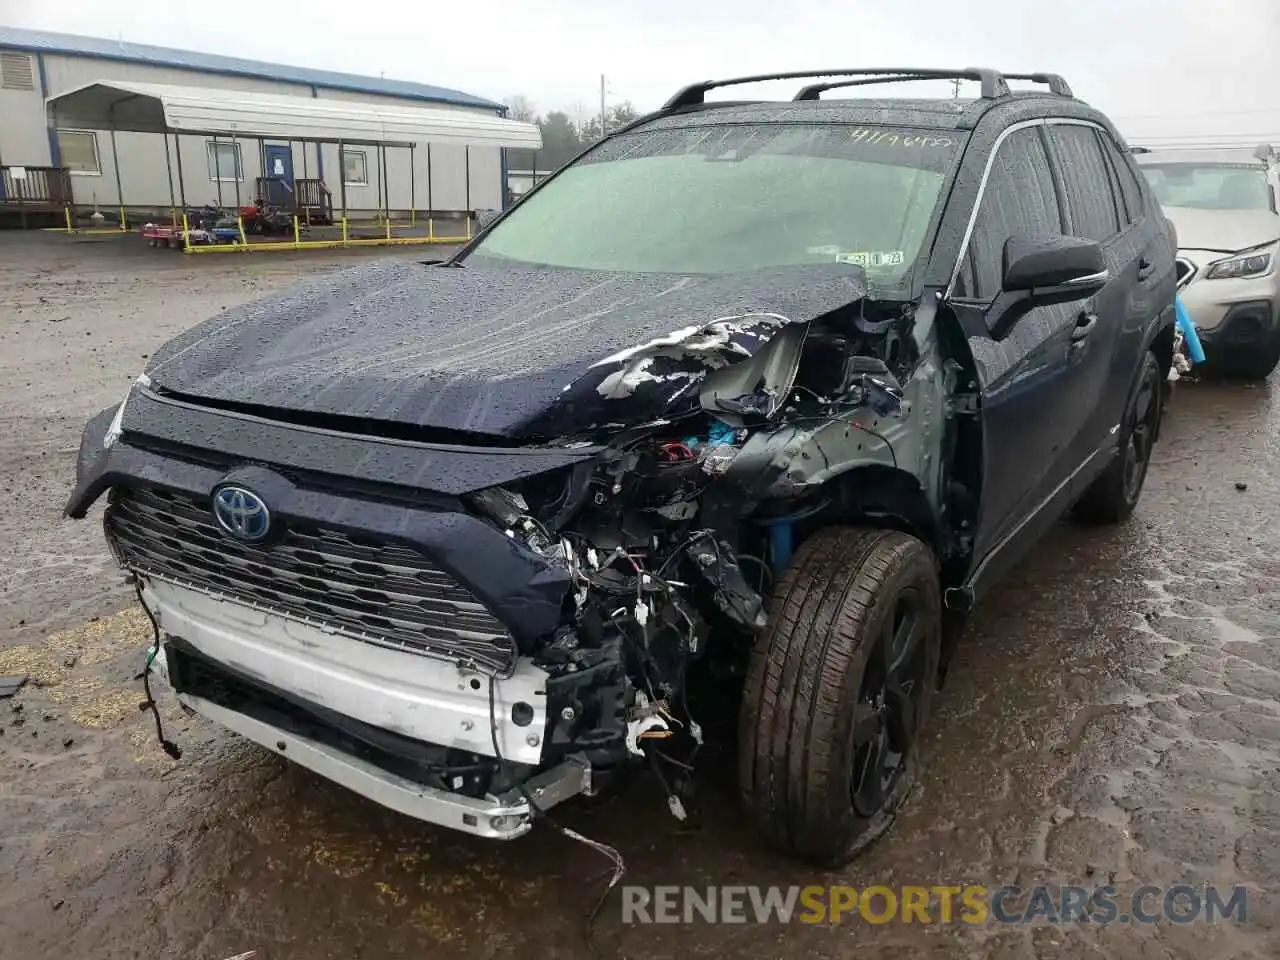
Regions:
[[467, 123, 963, 285], [1140, 163, 1274, 212]]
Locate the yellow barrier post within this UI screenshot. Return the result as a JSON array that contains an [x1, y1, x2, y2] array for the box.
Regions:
[[411, 208, 416, 227], [428, 217, 434, 241], [118, 206, 127, 232], [64, 206, 73, 234], [386, 217, 392, 241], [293, 215, 300, 250], [342, 217, 349, 248], [237, 216, 248, 250], [182, 214, 191, 253], [466, 216, 473, 241]]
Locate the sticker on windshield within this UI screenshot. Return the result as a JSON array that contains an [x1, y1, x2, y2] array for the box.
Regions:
[[835, 250, 906, 268], [848, 128, 957, 149]]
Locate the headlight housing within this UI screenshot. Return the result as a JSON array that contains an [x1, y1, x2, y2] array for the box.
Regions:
[[103, 372, 151, 449], [1205, 243, 1276, 280]]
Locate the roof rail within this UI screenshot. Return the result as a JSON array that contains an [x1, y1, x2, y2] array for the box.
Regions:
[[795, 73, 983, 100], [1001, 72, 1073, 97], [664, 68, 1010, 109]]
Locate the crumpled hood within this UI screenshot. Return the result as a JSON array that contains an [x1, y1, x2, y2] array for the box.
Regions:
[[1164, 205, 1280, 253], [146, 258, 866, 438]]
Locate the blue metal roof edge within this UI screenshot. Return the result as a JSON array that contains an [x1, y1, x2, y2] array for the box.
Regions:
[[0, 24, 504, 112]]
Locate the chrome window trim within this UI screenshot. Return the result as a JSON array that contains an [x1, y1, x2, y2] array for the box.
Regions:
[[1060, 269, 1111, 286], [945, 117, 1118, 300]]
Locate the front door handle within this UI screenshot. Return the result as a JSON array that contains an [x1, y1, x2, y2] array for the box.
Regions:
[[1071, 312, 1097, 343], [1137, 256, 1155, 281]]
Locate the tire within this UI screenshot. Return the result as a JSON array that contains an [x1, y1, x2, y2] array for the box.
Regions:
[[1075, 349, 1163, 524], [739, 527, 942, 866]]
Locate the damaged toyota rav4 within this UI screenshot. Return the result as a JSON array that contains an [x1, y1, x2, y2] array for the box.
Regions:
[[68, 68, 1176, 865]]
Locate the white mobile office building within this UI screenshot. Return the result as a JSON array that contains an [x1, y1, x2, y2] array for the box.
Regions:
[[0, 25, 530, 218]]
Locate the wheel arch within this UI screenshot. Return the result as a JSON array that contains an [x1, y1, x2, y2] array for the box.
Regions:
[[1144, 311, 1176, 440], [810, 465, 942, 556], [1149, 317, 1175, 382]]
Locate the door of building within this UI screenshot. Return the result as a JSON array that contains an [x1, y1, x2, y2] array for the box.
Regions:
[[262, 144, 294, 209]]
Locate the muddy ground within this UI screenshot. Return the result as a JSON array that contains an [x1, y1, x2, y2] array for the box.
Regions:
[[0, 232, 1278, 960]]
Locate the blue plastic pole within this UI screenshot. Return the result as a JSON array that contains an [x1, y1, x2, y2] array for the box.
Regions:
[[1175, 294, 1206, 364]]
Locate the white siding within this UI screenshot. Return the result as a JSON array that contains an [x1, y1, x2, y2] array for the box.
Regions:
[[0, 48, 51, 165], [466, 144, 502, 210], [0, 47, 502, 214], [315, 140, 502, 216]]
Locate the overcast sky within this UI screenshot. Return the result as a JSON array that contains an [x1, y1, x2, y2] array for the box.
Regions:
[[3, 0, 1278, 146]]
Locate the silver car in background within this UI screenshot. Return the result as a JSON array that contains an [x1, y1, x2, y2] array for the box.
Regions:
[[1135, 146, 1280, 380]]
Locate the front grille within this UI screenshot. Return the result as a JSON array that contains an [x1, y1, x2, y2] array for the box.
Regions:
[[1175, 257, 1196, 288], [106, 486, 517, 674]]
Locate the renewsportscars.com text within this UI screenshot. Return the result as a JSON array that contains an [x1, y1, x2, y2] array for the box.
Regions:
[[621, 884, 1247, 926]]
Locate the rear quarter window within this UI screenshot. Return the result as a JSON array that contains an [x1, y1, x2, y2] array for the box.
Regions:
[[1099, 135, 1147, 223]]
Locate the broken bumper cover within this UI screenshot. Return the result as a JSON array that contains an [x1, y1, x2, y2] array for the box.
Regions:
[[176, 692, 591, 840], [143, 579, 592, 837], [142, 578, 549, 763]]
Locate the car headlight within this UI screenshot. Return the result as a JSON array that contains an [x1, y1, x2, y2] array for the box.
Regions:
[[1204, 243, 1276, 280], [104, 372, 151, 449]]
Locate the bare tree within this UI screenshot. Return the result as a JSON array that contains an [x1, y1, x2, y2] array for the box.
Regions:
[[566, 100, 591, 130], [503, 95, 538, 123]]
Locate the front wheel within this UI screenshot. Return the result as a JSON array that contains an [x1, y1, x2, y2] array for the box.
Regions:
[[1075, 349, 1163, 524], [739, 528, 941, 866]]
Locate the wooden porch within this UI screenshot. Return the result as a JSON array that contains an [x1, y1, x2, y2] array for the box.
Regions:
[[252, 176, 334, 225], [0, 166, 73, 213]]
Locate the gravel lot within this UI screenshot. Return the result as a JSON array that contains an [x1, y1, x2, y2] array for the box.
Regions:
[[1, 232, 1278, 960]]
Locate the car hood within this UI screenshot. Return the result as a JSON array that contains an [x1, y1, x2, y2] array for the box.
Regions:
[[145, 258, 868, 439], [1163, 205, 1280, 252]]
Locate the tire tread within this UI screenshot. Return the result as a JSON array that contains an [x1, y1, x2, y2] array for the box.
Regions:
[[740, 526, 938, 864]]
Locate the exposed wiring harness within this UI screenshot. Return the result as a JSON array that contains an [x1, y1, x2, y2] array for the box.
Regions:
[[133, 583, 182, 760], [487, 676, 625, 958]]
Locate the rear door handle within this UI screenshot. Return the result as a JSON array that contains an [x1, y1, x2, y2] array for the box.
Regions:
[[1071, 312, 1097, 343], [1137, 257, 1155, 281]]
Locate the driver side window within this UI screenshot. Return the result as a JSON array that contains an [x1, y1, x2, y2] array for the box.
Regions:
[[955, 126, 1064, 300]]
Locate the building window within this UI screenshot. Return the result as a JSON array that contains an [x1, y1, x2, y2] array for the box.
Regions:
[[57, 130, 101, 175], [342, 148, 368, 185], [0, 52, 34, 91], [206, 141, 244, 182]]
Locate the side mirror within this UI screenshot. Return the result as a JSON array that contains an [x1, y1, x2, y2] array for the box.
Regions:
[[990, 235, 1109, 340]]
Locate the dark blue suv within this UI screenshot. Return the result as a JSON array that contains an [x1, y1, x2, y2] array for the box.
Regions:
[[69, 67, 1176, 866]]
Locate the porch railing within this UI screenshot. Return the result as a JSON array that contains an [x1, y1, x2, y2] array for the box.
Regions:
[[0, 166, 73, 207]]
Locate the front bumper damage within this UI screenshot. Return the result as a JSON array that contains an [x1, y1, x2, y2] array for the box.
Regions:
[[69, 294, 945, 838], [176, 695, 590, 840], [143, 579, 590, 838]]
